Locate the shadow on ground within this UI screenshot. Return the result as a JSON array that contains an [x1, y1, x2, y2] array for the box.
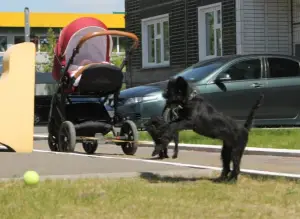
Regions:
[[73, 151, 125, 157], [139, 172, 215, 183]]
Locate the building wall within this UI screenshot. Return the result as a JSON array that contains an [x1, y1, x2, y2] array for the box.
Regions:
[[0, 27, 126, 67], [125, 0, 236, 87], [236, 0, 292, 55], [293, 0, 300, 56]]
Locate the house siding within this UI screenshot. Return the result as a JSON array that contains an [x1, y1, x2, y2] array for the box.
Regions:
[[125, 0, 236, 87]]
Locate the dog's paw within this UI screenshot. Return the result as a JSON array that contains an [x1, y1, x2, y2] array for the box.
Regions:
[[212, 176, 227, 183], [159, 151, 166, 159], [227, 173, 238, 183], [152, 149, 160, 157], [172, 154, 178, 159]]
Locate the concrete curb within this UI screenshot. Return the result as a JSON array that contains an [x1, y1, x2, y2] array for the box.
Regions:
[[138, 141, 300, 158], [33, 134, 300, 158]]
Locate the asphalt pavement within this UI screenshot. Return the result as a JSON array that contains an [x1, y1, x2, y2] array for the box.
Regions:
[[0, 125, 299, 181]]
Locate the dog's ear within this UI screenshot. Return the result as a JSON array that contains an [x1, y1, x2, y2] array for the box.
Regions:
[[163, 78, 175, 99], [176, 76, 194, 101], [175, 77, 188, 90], [176, 76, 190, 96]]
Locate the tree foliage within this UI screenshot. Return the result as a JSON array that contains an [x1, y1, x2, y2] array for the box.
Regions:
[[37, 28, 56, 73]]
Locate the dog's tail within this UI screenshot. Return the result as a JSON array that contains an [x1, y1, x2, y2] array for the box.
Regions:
[[244, 94, 264, 130]]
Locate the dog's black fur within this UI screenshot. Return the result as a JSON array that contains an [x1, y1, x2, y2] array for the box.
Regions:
[[152, 76, 264, 182], [144, 116, 179, 159]]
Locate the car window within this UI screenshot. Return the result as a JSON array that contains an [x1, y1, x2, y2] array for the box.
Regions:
[[267, 58, 300, 78], [219, 59, 261, 81]]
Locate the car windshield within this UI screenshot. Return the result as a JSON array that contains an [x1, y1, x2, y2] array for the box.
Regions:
[[173, 57, 230, 81]]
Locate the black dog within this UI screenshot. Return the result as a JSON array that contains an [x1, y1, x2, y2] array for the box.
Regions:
[[152, 76, 264, 182], [144, 116, 179, 159]]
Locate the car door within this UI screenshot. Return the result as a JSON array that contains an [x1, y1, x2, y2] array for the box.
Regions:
[[262, 56, 300, 120], [200, 57, 267, 120]]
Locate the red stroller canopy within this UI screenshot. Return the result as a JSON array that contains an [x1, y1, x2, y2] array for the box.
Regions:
[[52, 17, 113, 81]]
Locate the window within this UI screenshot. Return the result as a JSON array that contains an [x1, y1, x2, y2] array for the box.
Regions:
[[119, 37, 127, 52], [14, 36, 25, 44], [198, 3, 222, 61], [141, 14, 170, 68], [267, 58, 300, 78], [112, 36, 118, 53], [0, 36, 7, 52], [219, 59, 261, 81], [112, 36, 127, 54]]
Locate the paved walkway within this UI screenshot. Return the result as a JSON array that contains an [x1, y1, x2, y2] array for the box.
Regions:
[[1, 140, 299, 180]]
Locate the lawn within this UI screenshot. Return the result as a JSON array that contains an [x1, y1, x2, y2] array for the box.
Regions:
[[1, 175, 300, 219], [137, 129, 300, 150]]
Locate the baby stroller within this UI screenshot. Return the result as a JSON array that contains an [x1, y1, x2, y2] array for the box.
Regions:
[[47, 17, 139, 155]]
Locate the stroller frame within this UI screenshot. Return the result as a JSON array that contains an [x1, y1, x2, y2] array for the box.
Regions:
[[47, 30, 140, 155]]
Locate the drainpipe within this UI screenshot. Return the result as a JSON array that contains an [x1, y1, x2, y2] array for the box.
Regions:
[[291, 0, 294, 55], [24, 7, 30, 42], [184, 0, 188, 67]]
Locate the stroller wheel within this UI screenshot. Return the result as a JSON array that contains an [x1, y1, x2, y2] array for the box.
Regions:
[[58, 121, 76, 152], [119, 120, 139, 155], [82, 140, 98, 154], [48, 134, 59, 151]]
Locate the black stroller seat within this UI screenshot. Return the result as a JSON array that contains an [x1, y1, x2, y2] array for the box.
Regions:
[[73, 63, 123, 96]]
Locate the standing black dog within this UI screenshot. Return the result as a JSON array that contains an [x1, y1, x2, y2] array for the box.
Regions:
[[144, 116, 179, 159], [152, 76, 264, 182]]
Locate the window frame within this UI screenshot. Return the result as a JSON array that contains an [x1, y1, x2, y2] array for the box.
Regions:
[[198, 3, 222, 61], [141, 14, 170, 69], [214, 57, 264, 83], [265, 56, 300, 79], [13, 35, 26, 44]]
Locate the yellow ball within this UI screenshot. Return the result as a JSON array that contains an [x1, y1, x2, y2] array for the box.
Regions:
[[23, 170, 39, 185]]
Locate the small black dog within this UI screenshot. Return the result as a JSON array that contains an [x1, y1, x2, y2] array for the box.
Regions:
[[144, 116, 179, 159], [152, 76, 264, 182]]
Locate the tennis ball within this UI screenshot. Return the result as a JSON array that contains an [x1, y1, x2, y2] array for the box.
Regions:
[[23, 170, 40, 185]]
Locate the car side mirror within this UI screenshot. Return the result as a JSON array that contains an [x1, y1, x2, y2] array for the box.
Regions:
[[215, 73, 231, 83]]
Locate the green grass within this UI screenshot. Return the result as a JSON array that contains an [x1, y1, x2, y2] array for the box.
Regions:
[[1, 175, 300, 219], [136, 129, 300, 150]]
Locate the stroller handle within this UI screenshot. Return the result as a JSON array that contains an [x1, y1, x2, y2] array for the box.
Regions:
[[76, 30, 139, 52]]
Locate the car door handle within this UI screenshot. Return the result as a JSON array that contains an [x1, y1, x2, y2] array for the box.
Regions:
[[250, 83, 263, 88]]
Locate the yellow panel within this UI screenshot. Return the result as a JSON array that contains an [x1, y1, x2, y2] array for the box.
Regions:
[[0, 42, 36, 152], [0, 12, 125, 29]]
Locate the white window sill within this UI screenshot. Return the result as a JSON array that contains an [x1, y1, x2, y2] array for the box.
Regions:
[[142, 62, 170, 69], [200, 55, 219, 61]]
